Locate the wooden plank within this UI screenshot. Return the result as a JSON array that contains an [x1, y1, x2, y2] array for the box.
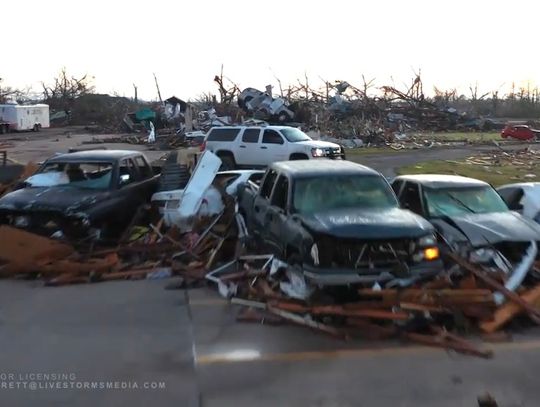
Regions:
[[480, 284, 540, 333], [449, 253, 540, 324]]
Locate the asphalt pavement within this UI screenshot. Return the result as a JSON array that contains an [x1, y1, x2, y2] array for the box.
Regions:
[[2, 279, 540, 406]]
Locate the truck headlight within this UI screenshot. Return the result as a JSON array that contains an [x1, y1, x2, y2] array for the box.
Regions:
[[311, 148, 325, 157], [423, 247, 440, 261], [418, 234, 437, 247], [310, 243, 320, 266], [469, 247, 496, 264]]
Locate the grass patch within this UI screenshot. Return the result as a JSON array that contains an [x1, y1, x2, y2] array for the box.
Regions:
[[347, 147, 409, 155], [397, 159, 540, 186], [346, 132, 501, 155]]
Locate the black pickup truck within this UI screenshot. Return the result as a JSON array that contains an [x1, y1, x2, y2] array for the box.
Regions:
[[237, 160, 444, 286], [0, 150, 159, 240]]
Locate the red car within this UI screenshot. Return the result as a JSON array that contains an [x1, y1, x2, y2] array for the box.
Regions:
[[501, 124, 540, 140]]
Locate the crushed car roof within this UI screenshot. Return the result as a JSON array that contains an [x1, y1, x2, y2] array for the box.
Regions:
[[395, 174, 488, 189], [47, 150, 142, 163], [271, 160, 379, 177]]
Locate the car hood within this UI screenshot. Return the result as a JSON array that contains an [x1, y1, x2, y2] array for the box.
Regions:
[[299, 207, 434, 239], [0, 186, 110, 215], [293, 140, 341, 149], [431, 211, 540, 247]]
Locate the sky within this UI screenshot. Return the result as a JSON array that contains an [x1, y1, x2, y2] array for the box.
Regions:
[[2, 0, 538, 101]]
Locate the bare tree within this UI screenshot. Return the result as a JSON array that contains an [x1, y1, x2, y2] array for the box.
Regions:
[[213, 65, 240, 104], [41, 68, 95, 108], [0, 78, 27, 103]]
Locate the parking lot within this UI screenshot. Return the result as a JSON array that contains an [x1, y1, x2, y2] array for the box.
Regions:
[[1, 278, 540, 406], [1, 129, 539, 406]]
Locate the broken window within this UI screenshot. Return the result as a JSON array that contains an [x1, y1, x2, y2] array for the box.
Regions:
[[293, 175, 398, 215], [37, 161, 114, 190], [118, 159, 139, 187], [135, 156, 152, 179], [262, 130, 284, 145], [400, 182, 423, 214], [391, 180, 404, 195], [248, 172, 264, 185], [423, 186, 509, 217], [271, 176, 289, 211], [498, 187, 524, 211], [242, 129, 260, 143], [260, 170, 278, 199]]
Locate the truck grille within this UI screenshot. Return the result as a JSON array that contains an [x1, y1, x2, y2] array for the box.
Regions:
[[318, 238, 414, 270], [326, 147, 343, 159]]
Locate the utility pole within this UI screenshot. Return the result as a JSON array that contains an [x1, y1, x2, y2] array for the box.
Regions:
[[133, 83, 138, 103], [153, 73, 162, 104]]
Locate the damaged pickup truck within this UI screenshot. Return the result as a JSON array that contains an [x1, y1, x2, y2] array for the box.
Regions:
[[238, 160, 443, 286], [0, 150, 159, 240], [392, 174, 540, 282]]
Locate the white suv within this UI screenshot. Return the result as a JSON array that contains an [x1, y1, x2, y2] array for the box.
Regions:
[[202, 126, 345, 169]]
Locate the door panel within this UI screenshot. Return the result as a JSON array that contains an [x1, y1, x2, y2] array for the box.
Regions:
[[260, 130, 288, 165], [236, 128, 261, 166]]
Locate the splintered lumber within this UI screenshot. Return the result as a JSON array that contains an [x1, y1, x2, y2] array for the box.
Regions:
[[480, 284, 540, 333], [205, 237, 225, 270], [40, 253, 119, 276], [449, 253, 540, 324], [0, 226, 74, 276], [44, 273, 90, 286], [357, 288, 494, 306], [268, 300, 310, 313], [236, 308, 284, 325], [345, 318, 398, 340], [267, 306, 348, 339], [99, 268, 155, 281], [404, 329, 493, 359], [310, 305, 410, 320]]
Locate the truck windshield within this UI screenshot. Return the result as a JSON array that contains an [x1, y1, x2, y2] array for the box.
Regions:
[[424, 186, 509, 217], [30, 162, 114, 190], [293, 175, 398, 214], [280, 128, 311, 142]]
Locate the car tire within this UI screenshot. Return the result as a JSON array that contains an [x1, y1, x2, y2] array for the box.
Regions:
[[219, 154, 236, 171], [289, 153, 309, 160]]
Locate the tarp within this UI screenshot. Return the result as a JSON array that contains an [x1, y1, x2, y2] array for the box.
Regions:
[[135, 108, 156, 122]]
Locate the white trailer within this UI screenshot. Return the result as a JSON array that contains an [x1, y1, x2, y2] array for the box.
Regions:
[[0, 103, 50, 133]]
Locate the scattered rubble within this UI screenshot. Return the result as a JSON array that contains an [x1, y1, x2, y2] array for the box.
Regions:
[[2, 149, 540, 359]]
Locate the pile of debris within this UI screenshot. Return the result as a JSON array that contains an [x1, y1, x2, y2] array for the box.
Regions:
[[197, 251, 540, 358], [232, 75, 504, 142], [2, 150, 540, 359]]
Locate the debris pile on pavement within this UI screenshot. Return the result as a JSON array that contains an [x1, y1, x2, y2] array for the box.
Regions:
[[200, 252, 540, 358], [2, 150, 540, 359]]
